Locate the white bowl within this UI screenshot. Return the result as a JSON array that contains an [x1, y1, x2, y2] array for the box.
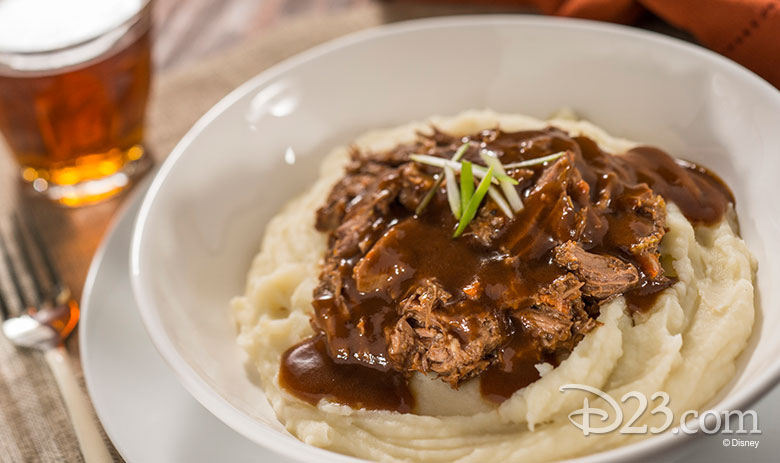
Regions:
[[130, 16, 780, 463]]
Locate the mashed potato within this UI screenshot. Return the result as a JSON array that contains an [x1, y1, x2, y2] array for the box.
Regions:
[[231, 110, 756, 462]]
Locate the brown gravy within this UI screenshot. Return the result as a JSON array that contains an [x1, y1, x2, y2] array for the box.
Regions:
[[279, 127, 734, 412], [279, 334, 414, 413], [479, 334, 558, 403]]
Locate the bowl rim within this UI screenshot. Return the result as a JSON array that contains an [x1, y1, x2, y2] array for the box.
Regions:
[[130, 14, 780, 463]]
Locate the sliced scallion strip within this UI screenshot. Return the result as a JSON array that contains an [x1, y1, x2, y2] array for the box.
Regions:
[[414, 142, 471, 216], [480, 149, 524, 212], [452, 141, 471, 162], [503, 151, 567, 169], [446, 141, 471, 218], [487, 185, 514, 218], [415, 173, 442, 216], [453, 166, 493, 238], [460, 161, 474, 212], [444, 166, 461, 219], [409, 154, 517, 185]]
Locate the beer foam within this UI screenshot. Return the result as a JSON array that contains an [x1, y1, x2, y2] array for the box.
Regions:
[[0, 0, 144, 53]]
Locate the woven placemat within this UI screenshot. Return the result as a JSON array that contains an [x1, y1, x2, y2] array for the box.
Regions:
[[0, 3, 542, 461]]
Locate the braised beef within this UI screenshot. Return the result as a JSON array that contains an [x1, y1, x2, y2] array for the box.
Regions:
[[398, 162, 436, 211], [279, 126, 735, 411], [385, 279, 508, 386], [465, 202, 508, 247], [326, 166, 400, 258], [519, 273, 595, 351], [554, 241, 640, 299]]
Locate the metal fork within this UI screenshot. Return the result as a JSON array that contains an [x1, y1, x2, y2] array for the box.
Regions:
[[0, 214, 113, 463]]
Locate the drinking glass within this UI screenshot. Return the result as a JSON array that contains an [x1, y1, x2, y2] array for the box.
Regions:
[[0, 0, 153, 206]]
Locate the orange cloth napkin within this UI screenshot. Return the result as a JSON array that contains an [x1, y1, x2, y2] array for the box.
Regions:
[[451, 0, 780, 88]]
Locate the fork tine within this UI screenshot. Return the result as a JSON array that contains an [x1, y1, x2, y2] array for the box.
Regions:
[[19, 213, 64, 298], [12, 215, 43, 306], [0, 231, 30, 311]]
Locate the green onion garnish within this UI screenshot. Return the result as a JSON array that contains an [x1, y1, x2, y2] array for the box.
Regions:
[[415, 173, 442, 216], [460, 161, 474, 212], [452, 142, 471, 162], [445, 142, 471, 219], [445, 166, 461, 219], [409, 154, 518, 185], [503, 151, 567, 169], [480, 149, 524, 212], [453, 166, 493, 238], [414, 142, 471, 216], [413, 146, 568, 237], [487, 185, 514, 218]]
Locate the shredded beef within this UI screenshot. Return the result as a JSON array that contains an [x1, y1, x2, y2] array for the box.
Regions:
[[310, 127, 680, 388], [385, 279, 508, 386], [554, 240, 640, 299]]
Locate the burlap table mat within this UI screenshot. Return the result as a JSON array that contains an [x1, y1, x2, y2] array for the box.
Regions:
[[0, 3, 553, 462]]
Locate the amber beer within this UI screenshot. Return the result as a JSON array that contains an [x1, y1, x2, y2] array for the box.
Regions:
[[0, 0, 152, 206]]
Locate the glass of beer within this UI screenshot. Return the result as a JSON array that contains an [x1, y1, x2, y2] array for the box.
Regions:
[[0, 0, 152, 206]]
